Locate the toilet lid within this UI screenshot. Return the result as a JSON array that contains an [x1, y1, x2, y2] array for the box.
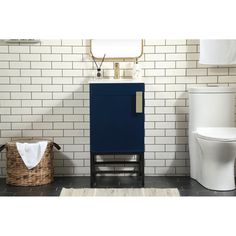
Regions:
[[196, 127, 236, 141]]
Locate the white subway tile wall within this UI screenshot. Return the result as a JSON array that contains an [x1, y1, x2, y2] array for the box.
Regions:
[[0, 39, 235, 176]]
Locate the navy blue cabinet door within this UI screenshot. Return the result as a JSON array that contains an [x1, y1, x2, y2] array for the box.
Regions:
[[90, 83, 144, 153]]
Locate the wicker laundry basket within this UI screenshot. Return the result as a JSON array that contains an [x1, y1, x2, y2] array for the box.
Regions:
[[0, 139, 61, 186]]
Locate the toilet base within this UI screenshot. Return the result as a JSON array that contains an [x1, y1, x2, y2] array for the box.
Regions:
[[191, 176, 236, 192], [195, 137, 236, 191]]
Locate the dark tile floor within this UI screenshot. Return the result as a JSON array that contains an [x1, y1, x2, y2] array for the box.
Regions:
[[0, 176, 236, 196]]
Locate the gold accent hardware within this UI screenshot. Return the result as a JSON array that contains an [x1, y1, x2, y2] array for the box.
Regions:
[[136, 91, 143, 113], [89, 40, 144, 61]]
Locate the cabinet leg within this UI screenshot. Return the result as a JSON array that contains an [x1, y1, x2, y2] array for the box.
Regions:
[[140, 153, 145, 187], [90, 153, 95, 188], [139, 154, 142, 177]]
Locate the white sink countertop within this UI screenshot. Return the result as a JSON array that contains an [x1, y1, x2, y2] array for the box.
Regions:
[[89, 79, 144, 84]]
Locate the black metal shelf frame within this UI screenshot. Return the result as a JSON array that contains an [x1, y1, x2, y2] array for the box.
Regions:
[[90, 152, 144, 188]]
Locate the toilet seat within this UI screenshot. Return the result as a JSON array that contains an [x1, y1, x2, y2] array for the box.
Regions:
[[195, 127, 236, 142]]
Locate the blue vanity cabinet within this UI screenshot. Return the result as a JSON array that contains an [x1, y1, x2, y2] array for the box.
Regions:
[[90, 82, 145, 187], [90, 83, 144, 153]]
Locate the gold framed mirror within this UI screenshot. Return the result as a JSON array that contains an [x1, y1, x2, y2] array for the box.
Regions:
[[90, 39, 143, 60]]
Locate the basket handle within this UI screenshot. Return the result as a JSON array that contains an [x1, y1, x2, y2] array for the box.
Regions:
[[53, 142, 61, 150], [0, 145, 6, 152]]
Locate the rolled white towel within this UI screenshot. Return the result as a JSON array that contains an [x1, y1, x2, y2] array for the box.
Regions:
[[16, 141, 48, 169]]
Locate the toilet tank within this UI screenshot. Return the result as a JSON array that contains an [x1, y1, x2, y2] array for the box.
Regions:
[[189, 87, 235, 133]]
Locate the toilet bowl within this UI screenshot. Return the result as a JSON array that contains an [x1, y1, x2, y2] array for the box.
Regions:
[[195, 127, 236, 191], [188, 87, 236, 191]]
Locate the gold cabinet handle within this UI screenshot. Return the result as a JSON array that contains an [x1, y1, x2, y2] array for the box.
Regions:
[[136, 91, 143, 113]]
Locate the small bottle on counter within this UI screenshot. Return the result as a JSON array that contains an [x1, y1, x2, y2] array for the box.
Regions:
[[132, 59, 142, 80], [114, 62, 120, 79]]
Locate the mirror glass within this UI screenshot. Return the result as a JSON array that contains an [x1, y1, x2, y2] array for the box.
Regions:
[[90, 39, 143, 59]]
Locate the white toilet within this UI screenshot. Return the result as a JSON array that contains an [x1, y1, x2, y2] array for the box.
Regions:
[[188, 87, 236, 191]]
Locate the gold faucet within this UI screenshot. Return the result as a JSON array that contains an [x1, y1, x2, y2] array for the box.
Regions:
[[114, 62, 120, 79]]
